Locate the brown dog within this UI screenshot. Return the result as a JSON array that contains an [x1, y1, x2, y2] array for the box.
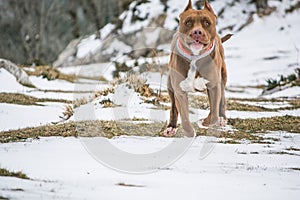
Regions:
[[164, 0, 230, 137]]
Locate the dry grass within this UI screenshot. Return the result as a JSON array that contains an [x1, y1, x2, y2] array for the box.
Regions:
[[189, 95, 273, 111], [193, 124, 266, 144], [0, 92, 71, 106], [0, 168, 29, 180], [99, 99, 117, 108], [0, 120, 164, 143], [24, 65, 76, 82], [289, 168, 300, 171], [116, 182, 145, 187], [227, 100, 273, 112], [23, 65, 107, 83], [61, 104, 74, 120], [189, 95, 300, 111], [113, 74, 154, 98], [228, 116, 300, 133], [0, 122, 77, 143], [72, 87, 115, 108], [286, 147, 300, 151], [0, 116, 299, 144]]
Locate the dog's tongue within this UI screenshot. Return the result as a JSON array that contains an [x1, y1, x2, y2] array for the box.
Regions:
[[190, 42, 204, 51]]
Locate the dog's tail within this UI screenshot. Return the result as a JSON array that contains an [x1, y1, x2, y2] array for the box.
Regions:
[[221, 34, 233, 43]]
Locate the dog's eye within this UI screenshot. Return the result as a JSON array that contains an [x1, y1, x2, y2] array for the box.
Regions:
[[203, 20, 210, 27], [185, 20, 193, 26]]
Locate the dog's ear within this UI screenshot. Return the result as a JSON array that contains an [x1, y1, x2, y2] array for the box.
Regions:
[[183, 0, 193, 12], [204, 0, 217, 18]]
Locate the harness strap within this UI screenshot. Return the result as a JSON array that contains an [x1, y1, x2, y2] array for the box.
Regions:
[[176, 38, 215, 69]]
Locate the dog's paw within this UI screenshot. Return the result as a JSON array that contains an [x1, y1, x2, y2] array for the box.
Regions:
[[209, 117, 227, 128], [180, 79, 195, 92], [163, 127, 177, 137], [194, 77, 209, 91]]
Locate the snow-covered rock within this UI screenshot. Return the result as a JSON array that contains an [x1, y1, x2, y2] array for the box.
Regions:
[[53, 0, 260, 67]]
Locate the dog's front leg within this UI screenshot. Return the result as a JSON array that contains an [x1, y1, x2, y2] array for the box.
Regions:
[[207, 84, 222, 126], [167, 76, 178, 128], [173, 85, 195, 137]]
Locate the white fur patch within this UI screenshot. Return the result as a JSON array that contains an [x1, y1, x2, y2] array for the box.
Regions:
[[180, 78, 195, 92], [180, 66, 209, 92], [190, 45, 202, 56], [194, 77, 209, 91]]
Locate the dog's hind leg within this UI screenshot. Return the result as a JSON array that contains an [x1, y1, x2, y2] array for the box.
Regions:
[[201, 89, 211, 127], [207, 85, 222, 126], [219, 82, 226, 122], [219, 65, 227, 120]]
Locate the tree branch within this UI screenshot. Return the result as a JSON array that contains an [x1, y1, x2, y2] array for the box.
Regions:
[[0, 58, 35, 88]]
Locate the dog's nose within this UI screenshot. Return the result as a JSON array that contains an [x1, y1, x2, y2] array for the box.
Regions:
[[193, 29, 202, 36]]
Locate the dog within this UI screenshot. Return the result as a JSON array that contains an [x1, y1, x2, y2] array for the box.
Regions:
[[164, 0, 231, 137]]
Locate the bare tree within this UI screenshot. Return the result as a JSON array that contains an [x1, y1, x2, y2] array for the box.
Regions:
[[0, 0, 125, 65]]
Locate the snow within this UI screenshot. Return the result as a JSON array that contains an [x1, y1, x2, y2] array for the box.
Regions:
[[0, 69, 27, 93], [145, 28, 161, 46], [263, 86, 300, 99], [120, 0, 165, 34], [164, 0, 197, 30], [100, 23, 116, 40], [1, 1, 300, 199], [102, 38, 132, 57], [225, 87, 263, 99], [225, 10, 300, 87], [76, 35, 102, 59], [75, 21, 117, 59], [0, 103, 63, 131], [73, 84, 168, 122], [0, 136, 300, 199], [58, 62, 115, 82], [29, 76, 76, 91], [143, 72, 169, 90], [236, 100, 292, 109]]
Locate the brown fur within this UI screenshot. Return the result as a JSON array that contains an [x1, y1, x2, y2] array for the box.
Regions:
[[166, 0, 229, 137]]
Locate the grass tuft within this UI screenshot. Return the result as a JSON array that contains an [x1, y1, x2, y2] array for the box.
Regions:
[[24, 66, 76, 82], [228, 116, 300, 133], [0, 93, 71, 106], [0, 168, 29, 180]]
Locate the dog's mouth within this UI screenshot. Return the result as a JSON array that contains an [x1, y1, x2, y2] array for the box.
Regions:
[[187, 38, 208, 55], [190, 39, 206, 51]]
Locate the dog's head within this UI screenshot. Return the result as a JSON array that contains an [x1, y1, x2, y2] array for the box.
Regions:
[[178, 0, 217, 56]]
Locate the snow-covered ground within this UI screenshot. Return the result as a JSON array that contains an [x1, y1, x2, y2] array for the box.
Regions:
[[0, 135, 300, 200], [0, 0, 300, 199]]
